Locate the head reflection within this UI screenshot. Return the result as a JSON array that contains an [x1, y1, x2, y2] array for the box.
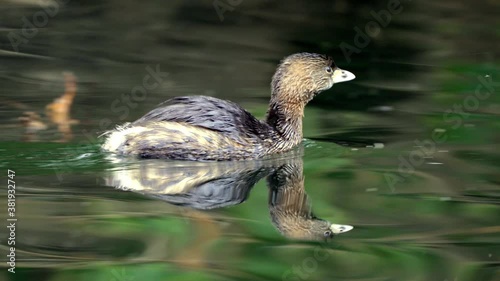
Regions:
[[267, 160, 353, 241], [105, 154, 352, 241]]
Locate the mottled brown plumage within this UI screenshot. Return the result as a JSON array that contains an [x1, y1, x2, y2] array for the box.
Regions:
[[102, 53, 355, 160]]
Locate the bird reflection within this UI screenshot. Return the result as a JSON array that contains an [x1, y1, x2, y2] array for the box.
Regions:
[[268, 160, 352, 240], [104, 153, 353, 241]]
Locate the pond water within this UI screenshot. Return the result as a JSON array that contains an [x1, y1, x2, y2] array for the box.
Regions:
[[0, 0, 499, 280]]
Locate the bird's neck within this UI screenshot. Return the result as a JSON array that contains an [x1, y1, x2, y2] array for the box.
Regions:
[[265, 99, 304, 147]]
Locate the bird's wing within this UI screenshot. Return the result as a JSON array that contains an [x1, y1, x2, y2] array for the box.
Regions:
[[133, 96, 271, 141]]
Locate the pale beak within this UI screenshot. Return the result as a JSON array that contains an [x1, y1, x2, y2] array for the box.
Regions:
[[329, 224, 354, 234], [332, 68, 356, 83]]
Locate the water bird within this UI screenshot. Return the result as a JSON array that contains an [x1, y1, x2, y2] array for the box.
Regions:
[[102, 53, 355, 160]]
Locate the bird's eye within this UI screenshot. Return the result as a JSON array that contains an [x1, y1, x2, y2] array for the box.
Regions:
[[324, 230, 332, 237], [325, 66, 333, 73]]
